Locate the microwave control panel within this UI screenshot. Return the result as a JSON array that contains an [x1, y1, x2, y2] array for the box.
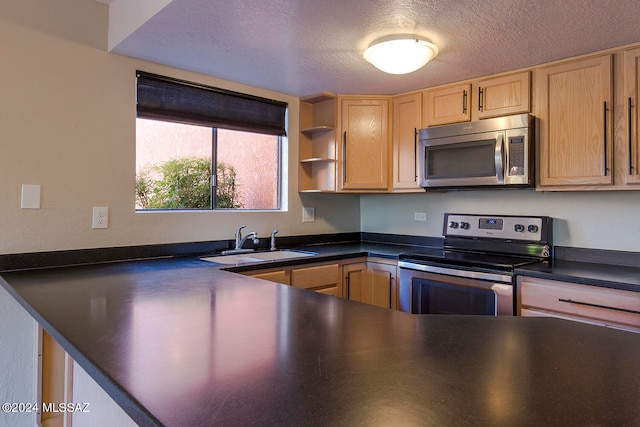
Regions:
[[508, 136, 525, 176]]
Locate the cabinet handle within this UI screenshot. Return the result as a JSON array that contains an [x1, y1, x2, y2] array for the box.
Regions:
[[629, 97, 634, 175], [414, 127, 418, 182], [462, 90, 468, 114], [495, 133, 505, 183], [343, 131, 347, 184], [345, 274, 350, 299], [559, 298, 640, 315], [478, 87, 483, 112], [603, 102, 608, 176]]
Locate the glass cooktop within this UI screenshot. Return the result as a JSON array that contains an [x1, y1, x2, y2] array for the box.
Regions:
[[399, 249, 544, 272]]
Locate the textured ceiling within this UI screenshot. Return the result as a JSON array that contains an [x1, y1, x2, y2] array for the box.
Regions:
[[108, 0, 640, 97]]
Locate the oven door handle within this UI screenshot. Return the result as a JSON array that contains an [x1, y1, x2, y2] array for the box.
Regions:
[[398, 261, 512, 283]]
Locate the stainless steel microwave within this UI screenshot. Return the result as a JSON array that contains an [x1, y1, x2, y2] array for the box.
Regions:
[[418, 114, 534, 189]]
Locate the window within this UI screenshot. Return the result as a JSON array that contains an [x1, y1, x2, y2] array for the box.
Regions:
[[135, 71, 287, 210]]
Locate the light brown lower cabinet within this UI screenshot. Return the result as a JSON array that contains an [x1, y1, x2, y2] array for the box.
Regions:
[[291, 263, 342, 296], [343, 262, 367, 301], [245, 258, 398, 309], [517, 276, 640, 333], [343, 260, 396, 309], [249, 269, 289, 285], [246, 262, 342, 296]]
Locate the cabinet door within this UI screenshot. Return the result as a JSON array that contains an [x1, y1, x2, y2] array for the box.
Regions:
[[423, 83, 471, 127], [537, 55, 613, 187], [476, 71, 530, 119], [392, 92, 422, 191], [366, 262, 395, 309], [624, 47, 640, 185], [291, 264, 341, 296], [343, 262, 367, 301], [343, 262, 394, 309], [339, 98, 391, 191]]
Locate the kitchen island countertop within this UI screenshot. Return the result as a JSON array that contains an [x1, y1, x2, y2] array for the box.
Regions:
[[2, 256, 640, 426]]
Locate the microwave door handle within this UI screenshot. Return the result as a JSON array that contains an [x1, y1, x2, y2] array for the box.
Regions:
[[495, 134, 505, 183]]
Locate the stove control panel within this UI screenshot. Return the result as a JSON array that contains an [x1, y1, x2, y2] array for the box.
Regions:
[[445, 214, 545, 241]]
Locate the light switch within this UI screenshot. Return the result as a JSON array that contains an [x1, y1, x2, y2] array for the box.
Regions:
[[21, 184, 41, 209]]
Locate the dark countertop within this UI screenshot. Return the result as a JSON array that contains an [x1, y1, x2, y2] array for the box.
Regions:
[[2, 256, 640, 426], [517, 259, 640, 292]]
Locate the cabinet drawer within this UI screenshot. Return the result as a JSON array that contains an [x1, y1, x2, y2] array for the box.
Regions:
[[519, 277, 640, 329], [250, 270, 289, 285], [291, 264, 340, 291], [315, 286, 340, 297]]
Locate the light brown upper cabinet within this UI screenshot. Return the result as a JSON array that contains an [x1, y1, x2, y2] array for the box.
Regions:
[[392, 92, 422, 191], [423, 72, 531, 126], [338, 96, 391, 191], [474, 71, 531, 120], [624, 47, 640, 185], [423, 83, 471, 127], [537, 54, 613, 187]]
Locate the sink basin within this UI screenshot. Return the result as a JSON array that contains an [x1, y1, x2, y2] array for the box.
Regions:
[[201, 250, 318, 265]]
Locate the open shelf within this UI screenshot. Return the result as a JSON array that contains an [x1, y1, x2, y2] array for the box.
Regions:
[[299, 93, 337, 192], [301, 125, 334, 134], [300, 157, 336, 163]]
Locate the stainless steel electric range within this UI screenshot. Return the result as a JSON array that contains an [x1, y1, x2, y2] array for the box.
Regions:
[[398, 213, 553, 316]]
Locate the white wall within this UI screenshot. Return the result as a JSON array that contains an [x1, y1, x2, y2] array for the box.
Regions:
[[361, 190, 640, 252], [0, 0, 360, 255]]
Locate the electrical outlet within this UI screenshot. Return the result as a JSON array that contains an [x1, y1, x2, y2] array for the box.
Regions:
[[414, 212, 427, 222], [92, 207, 109, 229], [302, 206, 315, 223]]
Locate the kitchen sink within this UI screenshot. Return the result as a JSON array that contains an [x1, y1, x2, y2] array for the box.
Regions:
[[200, 249, 318, 265]]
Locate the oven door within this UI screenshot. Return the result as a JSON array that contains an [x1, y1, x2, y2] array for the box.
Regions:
[[398, 263, 514, 316], [419, 131, 504, 188]]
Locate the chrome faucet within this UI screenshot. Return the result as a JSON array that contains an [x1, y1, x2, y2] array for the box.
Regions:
[[222, 225, 260, 255], [270, 229, 278, 251], [238, 231, 259, 250], [234, 225, 258, 250]]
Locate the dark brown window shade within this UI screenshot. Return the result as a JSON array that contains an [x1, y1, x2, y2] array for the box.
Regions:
[[136, 71, 287, 136]]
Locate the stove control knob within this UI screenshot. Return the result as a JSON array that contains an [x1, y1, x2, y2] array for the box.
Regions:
[[514, 224, 525, 232], [459, 221, 470, 230], [527, 224, 539, 233], [448, 221, 459, 229]]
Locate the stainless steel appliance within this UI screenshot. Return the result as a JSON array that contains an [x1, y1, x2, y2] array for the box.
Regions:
[[418, 114, 534, 189], [398, 214, 552, 316]]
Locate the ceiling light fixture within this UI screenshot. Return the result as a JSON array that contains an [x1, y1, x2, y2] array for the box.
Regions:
[[363, 36, 439, 75]]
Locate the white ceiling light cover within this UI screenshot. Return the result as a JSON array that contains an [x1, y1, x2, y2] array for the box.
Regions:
[[364, 36, 439, 75]]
